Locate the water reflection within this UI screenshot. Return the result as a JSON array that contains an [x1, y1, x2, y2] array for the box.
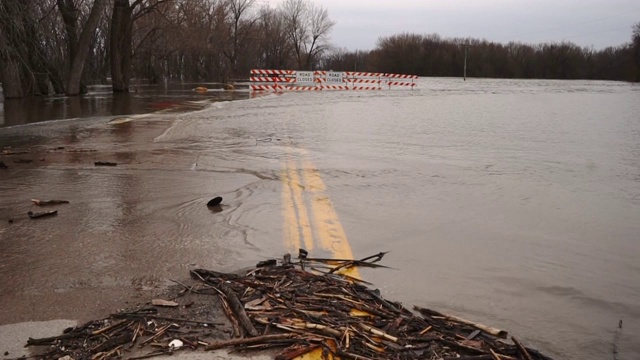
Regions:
[[0, 82, 249, 127]]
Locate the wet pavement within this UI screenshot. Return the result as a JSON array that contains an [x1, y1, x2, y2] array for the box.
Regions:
[[1, 78, 640, 360]]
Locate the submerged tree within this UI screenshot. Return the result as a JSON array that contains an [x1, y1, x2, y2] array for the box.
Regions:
[[110, 0, 169, 92], [57, 0, 107, 95]]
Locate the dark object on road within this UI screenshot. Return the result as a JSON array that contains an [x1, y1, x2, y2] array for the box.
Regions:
[[14, 159, 33, 163], [256, 259, 277, 267], [31, 199, 70, 206], [28, 210, 58, 219], [95, 161, 117, 166], [207, 196, 223, 207], [25, 251, 554, 360], [0, 161, 7, 169], [8, 217, 14, 223]]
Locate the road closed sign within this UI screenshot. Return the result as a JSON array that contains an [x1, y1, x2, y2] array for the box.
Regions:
[[326, 71, 343, 84], [296, 71, 314, 83]]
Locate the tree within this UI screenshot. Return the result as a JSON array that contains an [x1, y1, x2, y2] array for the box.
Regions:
[[281, 0, 308, 69], [57, 0, 107, 95], [280, 0, 334, 70], [223, 0, 257, 79], [110, 0, 169, 92], [305, 4, 335, 69], [255, 6, 291, 69], [0, 1, 66, 98]]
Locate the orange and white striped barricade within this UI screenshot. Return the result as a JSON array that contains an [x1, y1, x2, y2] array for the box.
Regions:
[[250, 84, 286, 91], [250, 69, 295, 76], [344, 71, 387, 78], [321, 84, 350, 90], [384, 73, 419, 79], [384, 73, 418, 89], [249, 76, 294, 83], [351, 85, 383, 90], [282, 85, 321, 91], [250, 69, 296, 91], [346, 78, 383, 89], [249, 69, 417, 91], [386, 81, 417, 89]]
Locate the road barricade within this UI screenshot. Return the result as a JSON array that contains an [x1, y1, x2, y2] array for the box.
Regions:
[[249, 69, 417, 92]]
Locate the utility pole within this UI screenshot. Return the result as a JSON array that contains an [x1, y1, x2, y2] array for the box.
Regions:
[[463, 43, 469, 81]]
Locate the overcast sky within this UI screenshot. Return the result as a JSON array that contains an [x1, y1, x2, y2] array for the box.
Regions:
[[265, 0, 640, 51]]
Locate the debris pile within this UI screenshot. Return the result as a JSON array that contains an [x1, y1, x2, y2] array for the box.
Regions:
[[26, 251, 554, 360]]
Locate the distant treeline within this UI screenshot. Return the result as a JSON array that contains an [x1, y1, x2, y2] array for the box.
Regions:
[[1, 0, 638, 100], [325, 27, 640, 82]]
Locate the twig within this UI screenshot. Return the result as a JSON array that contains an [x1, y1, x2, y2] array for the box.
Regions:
[[511, 336, 533, 360], [206, 334, 296, 350], [112, 313, 223, 326]]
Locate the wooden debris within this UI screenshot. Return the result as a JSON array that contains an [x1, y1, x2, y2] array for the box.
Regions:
[[94, 161, 117, 166], [512, 336, 534, 360], [25, 251, 554, 360], [151, 299, 179, 307], [31, 199, 70, 206], [415, 306, 509, 338], [27, 210, 58, 219], [219, 283, 259, 337]]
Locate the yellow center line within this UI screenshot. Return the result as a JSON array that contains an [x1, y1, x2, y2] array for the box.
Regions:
[[281, 165, 301, 251], [281, 147, 360, 279], [287, 160, 314, 251]]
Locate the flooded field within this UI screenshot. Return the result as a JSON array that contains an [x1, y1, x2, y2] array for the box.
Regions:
[[1, 78, 639, 359]]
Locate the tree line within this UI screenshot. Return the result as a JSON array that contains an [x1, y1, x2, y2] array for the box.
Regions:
[[0, 0, 335, 98], [0, 0, 638, 100], [325, 25, 640, 82]]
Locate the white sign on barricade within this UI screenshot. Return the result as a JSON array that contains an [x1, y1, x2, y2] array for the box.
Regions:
[[295, 71, 314, 83], [325, 71, 343, 84]]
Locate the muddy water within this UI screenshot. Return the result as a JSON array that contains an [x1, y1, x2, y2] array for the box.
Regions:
[[1, 79, 639, 359], [0, 82, 246, 127]]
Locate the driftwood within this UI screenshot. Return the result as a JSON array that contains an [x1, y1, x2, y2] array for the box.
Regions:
[[415, 306, 509, 339], [31, 199, 70, 206], [27, 210, 58, 219], [25, 251, 553, 360], [95, 161, 117, 166], [206, 334, 295, 350], [219, 283, 259, 336]]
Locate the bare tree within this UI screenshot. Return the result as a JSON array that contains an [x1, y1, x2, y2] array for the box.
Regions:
[[223, 0, 257, 79], [0, 1, 66, 98], [110, 0, 169, 92], [281, 0, 309, 69], [255, 6, 291, 69], [57, 0, 107, 95], [305, 4, 334, 69]]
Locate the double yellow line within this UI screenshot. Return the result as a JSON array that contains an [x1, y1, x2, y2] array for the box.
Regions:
[[281, 147, 359, 278]]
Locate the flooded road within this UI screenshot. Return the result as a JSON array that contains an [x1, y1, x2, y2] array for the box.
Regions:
[[1, 78, 639, 359]]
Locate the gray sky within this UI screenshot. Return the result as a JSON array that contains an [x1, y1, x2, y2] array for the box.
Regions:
[[266, 0, 640, 51]]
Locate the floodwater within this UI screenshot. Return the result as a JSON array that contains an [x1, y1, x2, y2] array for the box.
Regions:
[[1, 78, 639, 360], [0, 82, 247, 127]]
